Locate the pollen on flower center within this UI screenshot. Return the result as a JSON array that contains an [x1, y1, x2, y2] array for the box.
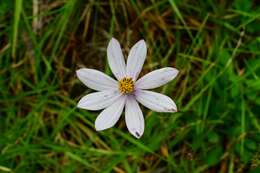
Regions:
[[118, 77, 134, 94]]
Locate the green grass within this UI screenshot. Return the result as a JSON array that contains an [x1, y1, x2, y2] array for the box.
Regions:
[[1, 0, 260, 172]]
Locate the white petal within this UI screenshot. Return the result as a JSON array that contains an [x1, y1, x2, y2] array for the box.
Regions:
[[135, 90, 177, 112], [135, 67, 179, 89], [125, 96, 144, 138], [95, 96, 126, 131], [77, 90, 121, 110], [107, 38, 126, 80], [126, 40, 147, 81], [76, 68, 118, 91]]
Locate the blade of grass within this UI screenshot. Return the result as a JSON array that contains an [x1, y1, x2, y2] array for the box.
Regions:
[[12, 0, 23, 58]]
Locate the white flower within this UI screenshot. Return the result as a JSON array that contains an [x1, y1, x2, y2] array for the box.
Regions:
[[76, 38, 179, 138]]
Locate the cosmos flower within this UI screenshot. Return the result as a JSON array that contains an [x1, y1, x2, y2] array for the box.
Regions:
[[76, 38, 179, 138]]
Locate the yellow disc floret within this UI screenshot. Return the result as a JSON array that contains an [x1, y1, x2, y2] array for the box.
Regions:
[[118, 77, 134, 94]]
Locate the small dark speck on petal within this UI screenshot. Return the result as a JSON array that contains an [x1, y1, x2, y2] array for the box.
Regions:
[[164, 107, 176, 112], [168, 108, 177, 112], [135, 132, 140, 137]]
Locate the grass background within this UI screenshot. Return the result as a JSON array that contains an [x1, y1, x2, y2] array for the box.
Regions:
[[0, 0, 260, 172]]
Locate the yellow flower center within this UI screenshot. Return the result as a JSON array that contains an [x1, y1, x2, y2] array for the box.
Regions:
[[118, 77, 134, 94]]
